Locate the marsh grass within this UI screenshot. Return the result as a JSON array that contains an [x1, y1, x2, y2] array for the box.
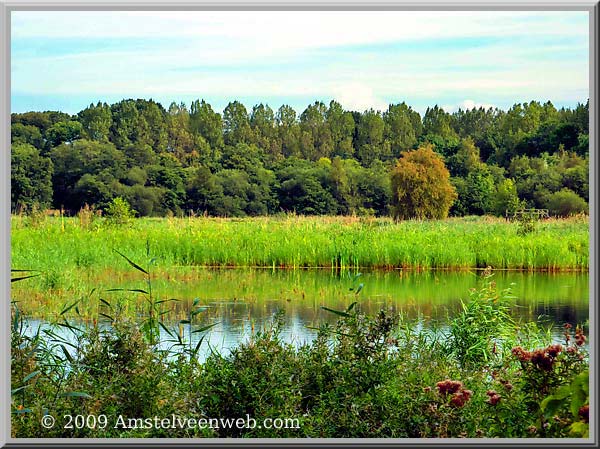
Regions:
[[11, 215, 589, 274]]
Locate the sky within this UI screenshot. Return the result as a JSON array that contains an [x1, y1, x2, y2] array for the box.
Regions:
[[11, 10, 590, 115]]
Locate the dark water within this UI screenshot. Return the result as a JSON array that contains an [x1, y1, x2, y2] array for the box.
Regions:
[[23, 269, 589, 361]]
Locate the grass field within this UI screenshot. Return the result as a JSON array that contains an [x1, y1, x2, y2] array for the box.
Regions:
[[12, 214, 589, 273]]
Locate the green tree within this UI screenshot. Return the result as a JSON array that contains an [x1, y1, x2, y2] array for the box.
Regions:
[[390, 144, 456, 220], [190, 99, 224, 151], [11, 123, 44, 150], [299, 101, 333, 160], [463, 164, 496, 215], [423, 105, 457, 140], [78, 102, 112, 141], [250, 103, 280, 161], [167, 102, 212, 167], [277, 160, 338, 215], [448, 137, 481, 177], [104, 196, 137, 225], [384, 102, 418, 157], [356, 109, 389, 165], [11, 143, 54, 211], [50, 139, 127, 211], [493, 178, 522, 217], [223, 101, 253, 146], [110, 99, 145, 148], [185, 166, 224, 214], [326, 100, 355, 159], [45, 120, 83, 147], [276, 105, 302, 158]]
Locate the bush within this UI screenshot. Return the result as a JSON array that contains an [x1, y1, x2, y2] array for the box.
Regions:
[[544, 188, 588, 217], [104, 197, 136, 225]]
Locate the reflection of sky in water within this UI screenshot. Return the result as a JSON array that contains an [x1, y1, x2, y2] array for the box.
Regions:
[[21, 270, 588, 362]]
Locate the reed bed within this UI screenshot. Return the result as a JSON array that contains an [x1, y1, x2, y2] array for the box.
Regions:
[[12, 214, 588, 274]]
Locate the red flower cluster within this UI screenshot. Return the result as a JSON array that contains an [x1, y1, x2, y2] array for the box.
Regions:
[[511, 344, 563, 371], [450, 389, 473, 408], [486, 390, 501, 406], [436, 379, 463, 396], [436, 379, 472, 408], [511, 346, 531, 362], [575, 326, 587, 346]]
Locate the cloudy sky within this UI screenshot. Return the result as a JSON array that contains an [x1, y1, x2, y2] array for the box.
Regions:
[[11, 10, 590, 115]]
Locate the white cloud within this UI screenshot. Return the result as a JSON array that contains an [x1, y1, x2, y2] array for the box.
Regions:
[[331, 82, 389, 112], [12, 11, 588, 44], [441, 100, 497, 112], [10, 10, 589, 112]]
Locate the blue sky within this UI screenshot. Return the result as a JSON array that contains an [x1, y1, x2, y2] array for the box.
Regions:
[[11, 11, 590, 115]]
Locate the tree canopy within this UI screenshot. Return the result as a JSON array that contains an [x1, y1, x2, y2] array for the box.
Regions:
[[11, 98, 589, 218]]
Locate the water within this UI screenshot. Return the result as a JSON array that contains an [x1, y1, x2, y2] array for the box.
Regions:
[[20, 268, 589, 361]]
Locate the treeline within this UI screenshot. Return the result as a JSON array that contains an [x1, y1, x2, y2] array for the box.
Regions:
[[11, 98, 589, 217]]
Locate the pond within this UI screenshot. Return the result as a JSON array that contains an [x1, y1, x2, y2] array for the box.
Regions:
[[21, 268, 589, 360]]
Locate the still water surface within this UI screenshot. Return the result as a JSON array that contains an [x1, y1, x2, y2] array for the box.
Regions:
[[25, 268, 589, 360]]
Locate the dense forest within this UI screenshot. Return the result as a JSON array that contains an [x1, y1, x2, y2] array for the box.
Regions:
[[11, 98, 589, 218]]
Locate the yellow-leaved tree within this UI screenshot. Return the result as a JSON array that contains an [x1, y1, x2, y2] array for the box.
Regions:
[[390, 144, 457, 220]]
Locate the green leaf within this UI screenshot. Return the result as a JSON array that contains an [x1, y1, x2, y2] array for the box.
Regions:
[[192, 322, 218, 333], [60, 300, 80, 316], [191, 307, 209, 316], [57, 321, 81, 334], [60, 345, 74, 363], [321, 306, 351, 318], [569, 422, 589, 437], [99, 298, 112, 309], [99, 313, 114, 322], [23, 370, 41, 383], [11, 386, 30, 395], [570, 371, 589, 417], [155, 298, 179, 304], [60, 391, 92, 399], [12, 306, 20, 333], [159, 322, 175, 338], [541, 397, 566, 418], [192, 335, 206, 357], [346, 302, 358, 312], [11, 274, 41, 282], [106, 288, 149, 295], [114, 250, 149, 275]]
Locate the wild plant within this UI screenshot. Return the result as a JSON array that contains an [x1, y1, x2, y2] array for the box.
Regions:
[[160, 297, 218, 361], [106, 243, 167, 345], [448, 271, 515, 369], [511, 323, 589, 436]]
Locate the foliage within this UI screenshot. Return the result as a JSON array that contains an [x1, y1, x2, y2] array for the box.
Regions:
[[104, 197, 136, 226], [544, 188, 588, 217], [448, 273, 514, 368], [10, 99, 589, 219], [493, 178, 522, 217], [11, 143, 54, 212], [390, 144, 457, 220]]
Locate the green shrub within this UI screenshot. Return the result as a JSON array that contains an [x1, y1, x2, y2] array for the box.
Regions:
[[544, 188, 588, 217], [104, 197, 136, 225]]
